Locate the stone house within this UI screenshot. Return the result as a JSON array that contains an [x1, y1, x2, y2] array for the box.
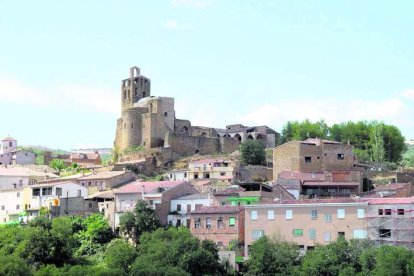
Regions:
[[187, 159, 239, 184], [76, 170, 136, 193], [190, 206, 245, 249], [11, 149, 36, 165], [0, 136, 36, 165], [113, 180, 198, 228]]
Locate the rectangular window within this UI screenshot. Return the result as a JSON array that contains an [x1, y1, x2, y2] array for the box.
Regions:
[[1, 205, 4, 210], [206, 217, 211, 229], [229, 217, 236, 226], [88, 203, 93, 209], [77, 190, 81, 197], [338, 232, 345, 238], [252, 230, 264, 240], [56, 188, 62, 197], [378, 209, 383, 215], [217, 217, 224, 228], [293, 229, 303, 237], [251, 210, 258, 220], [309, 229, 316, 240], [177, 204, 181, 212], [194, 173, 199, 179], [267, 210, 275, 220], [221, 202, 226, 206], [16, 205, 20, 210], [337, 154, 345, 160], [17, 192, 20, 197], [379, 229, 391, 238], [323, 232, 331, 242], [195, 218, 200, 229], [357, 209, 365, 219], [385, 209, 392, 215], [310, 210, 318, 220], [286, 210, 293, 220], [337, 209, 345, 219], [398, 209, 405, 215], [353, 230, 367, 239], [42, 187, 52, 196], [19, 180, 23, 186], [305, 157, 312, 163], [324, 213, 332, 222], [205, 173, 210, 179]]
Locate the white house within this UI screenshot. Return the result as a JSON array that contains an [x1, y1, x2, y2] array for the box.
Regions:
[[0, 166, 57, 191], [166, 170, 190, 181], [0, 136, 36, 165], [168, 193, 212, 227]]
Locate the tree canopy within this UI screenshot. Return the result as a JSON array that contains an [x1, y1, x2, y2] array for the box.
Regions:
[[240, 140, 266, 165]]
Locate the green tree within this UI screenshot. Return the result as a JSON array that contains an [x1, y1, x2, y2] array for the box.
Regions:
[[104, 239, 137, 273], [49, 159, 66, 171], [245, 235, 300, 276], [119, 200, 160, 246], [281, 119, 329, 143], [0, 253, 32, 276], [240, 140, 266, 165], [76, 214, 113, 256], [372, 245, 412, 276], [370, 122, 386, 163]]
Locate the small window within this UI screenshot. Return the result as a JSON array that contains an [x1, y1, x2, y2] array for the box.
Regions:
[[357, 209, 365, 219], [33, 188, 40, 196], [195, 218, 201, 228], [1, 205, 4, 210], [88, 203, 93, 209], [337, 154, 345, 160], [267, 210, 275, 220], [217, 217, 224, 228], [229, 217, 236, 226], [77, 190, 81, 197], [17, 192, 20, 197], [293, 229, 303, 237], [221, 202, 226, 206], [16, 205, 20, 210], [338, 232, 345, 238], [131, 122, 134, 128], [194, 173, 199, 179], [379, 229, 391, 238], [164, 112, 168, 117], [217, 241, 223, 247], [385, 209, 392, 215], [310, 210, 318, 220], [337, 209, 345, 219], [378, 209, 383, 215], [88, 181, 92, 186], [252, 230, 264, 240], [251, 211, 258, 220], [323, 232, 331, 242], [19, 180, 23, 186], [286, 210, 293, 220], [220, 172, 226, 176], [177, 204, 181, 212], [309, 229, 316, 240], [353, 229, 367, 239], [206, 217, 212, 229], [398, 209, 405, 215], [324, 213, 332, 222], [305, 157, 312, 163], [205, 173, 210, 179]]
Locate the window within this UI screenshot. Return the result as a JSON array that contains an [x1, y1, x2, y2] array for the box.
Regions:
[[293, 229, 303, 237], [305, 157, 312, 163], [88, 203, 93, 209], [286, 210, 293, 220], [195, 218, 201, 228], [324, 213, 332, 223], [56, 188, 62, 196], [229, 217, 236, 226], [267, 210, 275, 220], [176, 219, 181, 227], [205, 173, 210, 179], [33, 188, 40, 196], [337, 209, 345, 219], [9, 141, 12, 147], [357, 209, 365, 218], [217, 241, 223, 247], [338, 232, 345, 238], [184, 172, 187, 178], [164, 112, 168, 117], [385, 209, 392, 215], [221, 202, 226, 206], [77, 190, 81, 197], [217, 217, 224, 228], [309, 229, 316, 240], [323, 232, 331, 242], [194, 173, 198, 179], [177, 204, 181, 212], [398, 209, 405, 215], [337, 154, 345, 160], [88, 181, 92, 187], [310, 210, 318, 220], [353, 230, 367, 239], [251, 210, 258, 220], [206, 217, 212, 229], [378, 209, 383, 215], [131, 122, 133, 128], [19, 180, 23, 186], [16, 205, 20, 210], [252, 230, 264, 240], [16, 192, 20, 197], [379, 229, 391, 238], [1, 205, 4, 210], [42, 187, 52, 196], [220, 172, 226, 176]]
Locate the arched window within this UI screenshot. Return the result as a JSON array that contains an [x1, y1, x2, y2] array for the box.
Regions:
[[123, 91, 127, 100]]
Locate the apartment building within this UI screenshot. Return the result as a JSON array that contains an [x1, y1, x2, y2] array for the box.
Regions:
[[187, 159, 239, 183], [168, 193, 212, 227], [244, 199, 368, 255]]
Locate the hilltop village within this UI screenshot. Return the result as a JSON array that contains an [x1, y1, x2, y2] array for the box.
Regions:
[[2, 66, 414, 272]]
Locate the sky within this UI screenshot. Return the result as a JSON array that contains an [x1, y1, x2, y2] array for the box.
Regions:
[[0, 0, 413, 150]]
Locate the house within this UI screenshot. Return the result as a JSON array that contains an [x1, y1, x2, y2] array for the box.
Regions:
[[87, 190, 116, 229], [187, 159, 239, 184], [113, 180, 198, 228], [166, 170, 190, 181], [11, 149, 36, 165], [0, 136, 36, 165], [244, 199, 368, 256], [190, 206, 245, 249], [68, 152, 102, 168], [76, 170, 136, 193], [168, 193, 212, 227], [0, 166, 58, 191]]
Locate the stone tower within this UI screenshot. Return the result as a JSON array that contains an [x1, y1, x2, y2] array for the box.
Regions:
[[121, 66, 151, 111]]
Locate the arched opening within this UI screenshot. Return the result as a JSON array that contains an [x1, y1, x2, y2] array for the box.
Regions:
[[180, 126, 189, 134], [234, 134, 242, 141], [200, 132, 207, 137], [256, 134, 266, 141], [247, 134, 254, 140], [195, 149, 200, 154], [223, 133, 231, 138]]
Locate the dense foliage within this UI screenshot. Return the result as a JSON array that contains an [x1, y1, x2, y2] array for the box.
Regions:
[[240, 140, 266, 165], [280, 119, 406, 163]]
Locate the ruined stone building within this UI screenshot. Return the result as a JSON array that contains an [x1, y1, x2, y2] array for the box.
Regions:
[[114, 66, 279, 157]]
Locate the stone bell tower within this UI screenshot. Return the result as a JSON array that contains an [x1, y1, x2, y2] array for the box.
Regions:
[[121, 66, 151, 111]]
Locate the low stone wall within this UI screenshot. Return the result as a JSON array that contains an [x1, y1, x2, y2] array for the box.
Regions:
[[239, 165, 273, 182]]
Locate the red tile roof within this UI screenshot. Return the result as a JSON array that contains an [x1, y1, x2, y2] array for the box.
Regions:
[[366, 197, 414, 204], [114, 180, 185, 194], [302, 181, 360, 187], [1, 136, 16, 141], [282, 198, 363, 204], [191, 205, 243, 214]]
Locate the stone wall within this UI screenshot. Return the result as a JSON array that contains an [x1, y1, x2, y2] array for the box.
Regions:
[[273, 141, 301, 179], [239, 165, 273, 182], [220, 137, 240, 154]]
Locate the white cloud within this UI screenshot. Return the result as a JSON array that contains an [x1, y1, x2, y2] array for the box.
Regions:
[[171, 0, 211, 9], [164, 19, 192, 30], [402, 88, 414, 101], [0, 76, 52, 105]]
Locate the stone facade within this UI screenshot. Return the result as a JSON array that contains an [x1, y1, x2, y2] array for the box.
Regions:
[[114, 66, 279, 158]]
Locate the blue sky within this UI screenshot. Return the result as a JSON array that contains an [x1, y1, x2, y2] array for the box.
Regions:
[[0, 0, 413, 150]]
